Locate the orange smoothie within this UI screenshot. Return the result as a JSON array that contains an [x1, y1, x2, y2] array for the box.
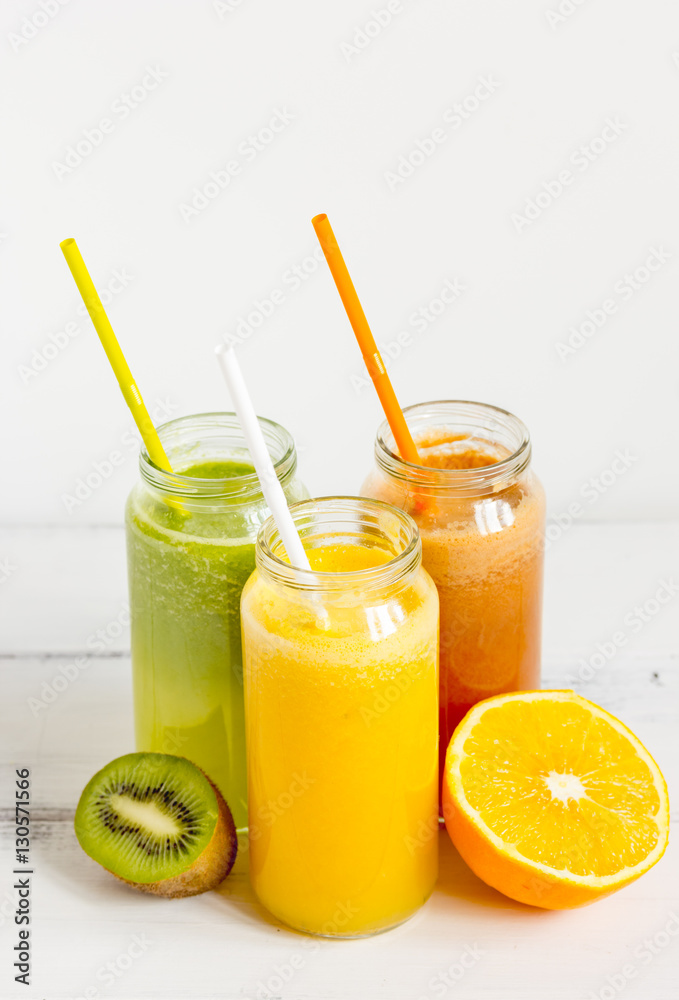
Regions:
[[362, 403, 545, 782], [241, 502, 439, 937], [419, 440, 544, 777]]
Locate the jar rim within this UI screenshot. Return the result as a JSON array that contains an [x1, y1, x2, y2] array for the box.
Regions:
[[256, 496, 421, 592], [375, 400, 532, 496], [139, 411, 296, 501]]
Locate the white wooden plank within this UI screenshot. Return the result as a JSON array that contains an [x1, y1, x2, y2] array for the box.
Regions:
[[3, 824, 678, 1000], [1, 524, 677, 999], [1, 653, 677, 1000], [0, 823, 677, 1000], [2, 655, 676, 813]]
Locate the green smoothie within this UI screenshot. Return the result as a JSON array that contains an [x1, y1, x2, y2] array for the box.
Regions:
[[126, 457, 282, 831], [182, 460, 255, 479]]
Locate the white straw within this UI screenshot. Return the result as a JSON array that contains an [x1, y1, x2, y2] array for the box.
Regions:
[[215, 345, 312, 572]]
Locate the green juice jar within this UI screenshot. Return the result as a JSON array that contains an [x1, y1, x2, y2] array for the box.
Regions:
[[125, 413, 307, 830]]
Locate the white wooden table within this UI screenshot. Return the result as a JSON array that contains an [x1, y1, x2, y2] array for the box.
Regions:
[[1, 523, 677, 1000]]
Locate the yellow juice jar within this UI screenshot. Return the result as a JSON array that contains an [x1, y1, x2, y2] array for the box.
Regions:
[[241, 497, 439, 937]]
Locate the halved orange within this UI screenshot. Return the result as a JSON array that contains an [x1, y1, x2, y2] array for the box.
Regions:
[[442, 690, 669, 909]]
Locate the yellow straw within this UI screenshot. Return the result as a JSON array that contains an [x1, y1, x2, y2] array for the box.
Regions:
[[59, 238, 172, 472]]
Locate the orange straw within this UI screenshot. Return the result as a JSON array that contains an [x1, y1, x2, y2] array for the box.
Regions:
[[312, 214, 420, 465]]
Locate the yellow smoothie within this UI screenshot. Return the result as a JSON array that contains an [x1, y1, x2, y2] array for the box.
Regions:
[[241, 538, 439, 937]]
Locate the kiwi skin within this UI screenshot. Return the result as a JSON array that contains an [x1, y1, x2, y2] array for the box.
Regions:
[[116, 774, 238, 898]]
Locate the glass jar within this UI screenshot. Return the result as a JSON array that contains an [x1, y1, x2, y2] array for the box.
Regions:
[[125, 413, 307, 831], [241, 497, 439, 937], [361, 401, 545, 783]]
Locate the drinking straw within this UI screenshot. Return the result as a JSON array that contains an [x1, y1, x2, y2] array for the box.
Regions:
[[59, 238, 172, 473], [215, 345, 312, 572], [311, 214, 421, 465]]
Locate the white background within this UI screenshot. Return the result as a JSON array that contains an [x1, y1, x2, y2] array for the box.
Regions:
[[2, 0, 679, 525], [2, 6, 679, 999]]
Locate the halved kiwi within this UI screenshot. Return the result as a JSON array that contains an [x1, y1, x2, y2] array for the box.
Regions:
[[74, 753, 237, 898]]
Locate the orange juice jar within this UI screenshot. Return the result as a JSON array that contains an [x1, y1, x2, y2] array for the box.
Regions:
[[241, 497, 439, 937], [361, 401, 545, 782]]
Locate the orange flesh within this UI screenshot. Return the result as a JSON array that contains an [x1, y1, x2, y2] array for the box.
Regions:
[[458, 698, 662, 877]]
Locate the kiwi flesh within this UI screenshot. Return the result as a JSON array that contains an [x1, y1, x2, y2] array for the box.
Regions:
[[74, 753, 237, 898]]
